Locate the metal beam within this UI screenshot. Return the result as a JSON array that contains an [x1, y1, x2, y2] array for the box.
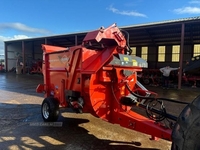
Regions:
[[4, 43, 8, 72], [178, 23, 185, 89], [45, 38, 48, 44], [22, 41, 25, 74], [75, 35, 78, 46]]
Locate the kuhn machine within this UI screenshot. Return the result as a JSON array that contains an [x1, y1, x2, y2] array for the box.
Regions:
[[36, 23, 200, 150]]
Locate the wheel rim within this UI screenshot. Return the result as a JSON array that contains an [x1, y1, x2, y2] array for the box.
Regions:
[[42, 103, 49, 119]]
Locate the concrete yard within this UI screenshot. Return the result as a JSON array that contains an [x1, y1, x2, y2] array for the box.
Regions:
[[0, 73, 199, 150]]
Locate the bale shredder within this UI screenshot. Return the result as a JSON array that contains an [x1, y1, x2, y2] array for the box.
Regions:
[[36, 23, 200, 150]]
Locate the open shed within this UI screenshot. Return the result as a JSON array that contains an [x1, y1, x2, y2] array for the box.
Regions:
[[4, 16, 200, 88]]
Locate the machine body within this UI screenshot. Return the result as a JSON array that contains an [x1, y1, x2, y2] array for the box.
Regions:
[[36, 23, 200, 149]]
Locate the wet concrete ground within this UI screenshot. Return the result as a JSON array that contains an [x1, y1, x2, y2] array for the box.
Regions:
[[0, 73, 200, 150]]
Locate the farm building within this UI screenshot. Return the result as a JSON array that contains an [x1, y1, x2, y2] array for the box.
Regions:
[[4, 16, 200, 88]]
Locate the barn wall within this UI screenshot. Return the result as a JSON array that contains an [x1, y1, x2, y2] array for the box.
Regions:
[[147, 46, 157, 68], [135, 44, 194, 70], [6, 40, 44, 72], [23, 41, 43, 74], [32, 40, 44, 60], [6, 42, 22, 71]]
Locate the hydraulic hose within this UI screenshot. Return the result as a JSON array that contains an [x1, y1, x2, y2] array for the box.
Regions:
[[125, 83, 189, 105], [120, 29, 132, 55]]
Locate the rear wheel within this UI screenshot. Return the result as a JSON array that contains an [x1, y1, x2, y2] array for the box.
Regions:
[[41, 97, 60, 122], [171, 95, 200, 150]]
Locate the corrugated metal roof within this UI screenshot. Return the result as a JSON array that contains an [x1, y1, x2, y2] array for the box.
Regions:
[[4, 31, 88, 42], [4, 16, 200, 49], [121, 16, 200, 29], [5, 16, 200, 43]]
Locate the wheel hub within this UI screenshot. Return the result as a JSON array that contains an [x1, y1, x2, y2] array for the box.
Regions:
[[42, 103, 50, 119]]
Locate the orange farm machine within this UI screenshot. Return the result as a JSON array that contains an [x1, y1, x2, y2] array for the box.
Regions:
[[36, 24, 200, 150]]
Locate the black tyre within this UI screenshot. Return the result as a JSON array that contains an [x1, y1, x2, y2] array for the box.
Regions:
[[41, 97, 60, 122], [171, 95, 200, 150]]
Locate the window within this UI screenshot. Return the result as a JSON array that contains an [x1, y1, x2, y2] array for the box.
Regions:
[[158, 46, 165, 62], [193, 44, 200, 57], [131, 47, 136, 55], [172, 45, 180, 62], [141, 46, 148, 61]]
